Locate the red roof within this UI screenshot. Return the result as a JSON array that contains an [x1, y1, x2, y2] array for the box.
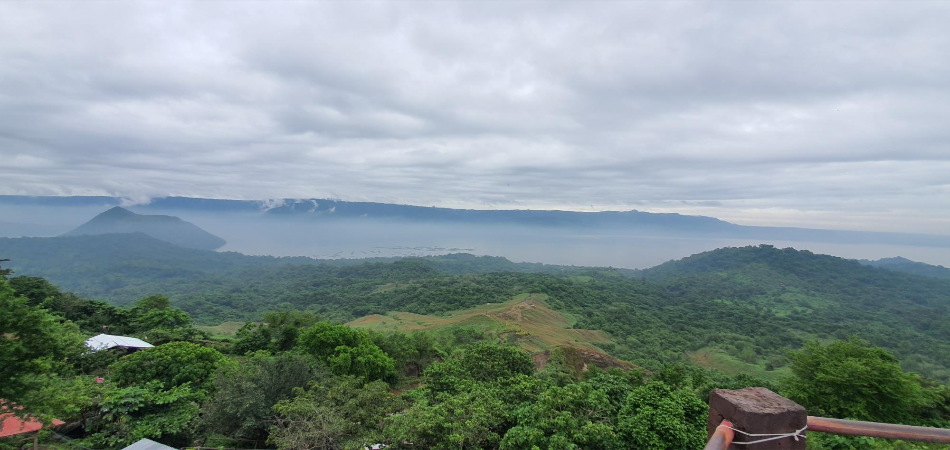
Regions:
[[0, 413, 64, 438]]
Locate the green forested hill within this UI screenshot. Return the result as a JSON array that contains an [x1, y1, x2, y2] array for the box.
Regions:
[[636, 245, 950, 378], [0, 234, 608, 312], [860, 256, 950, 279], [2, 237, 948, 381]]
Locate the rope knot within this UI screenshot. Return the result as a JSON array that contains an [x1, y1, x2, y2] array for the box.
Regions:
[[717, 423, 808, 445]]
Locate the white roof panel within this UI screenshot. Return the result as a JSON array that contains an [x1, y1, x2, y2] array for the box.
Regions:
[[122, 439, 175, 450], [85, 334, 154, 351]]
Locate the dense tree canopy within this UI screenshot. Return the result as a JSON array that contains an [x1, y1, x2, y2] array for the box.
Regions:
[[10, 240, 950, 383], [203, 352, 325, 442], [271, 376, 406, 450], [0, 278, 86, 418], [785, 339, 928, 423]]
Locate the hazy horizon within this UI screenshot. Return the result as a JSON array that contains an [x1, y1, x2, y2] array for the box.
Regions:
[[4, 194, 950, 237], [2, 201, 948, 269]]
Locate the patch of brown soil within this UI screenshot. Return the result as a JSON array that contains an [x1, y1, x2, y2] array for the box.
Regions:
[[533, 350, 551, 371]]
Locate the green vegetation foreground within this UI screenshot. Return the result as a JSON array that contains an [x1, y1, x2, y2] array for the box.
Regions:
[[2, 273, 949, 450]]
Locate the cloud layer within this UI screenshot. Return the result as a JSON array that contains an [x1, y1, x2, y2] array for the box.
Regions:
[[1, 1, 948, 233]]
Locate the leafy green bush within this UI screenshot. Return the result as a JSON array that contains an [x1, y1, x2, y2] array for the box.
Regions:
[[298, 322, 395, 381], [785, 338, 927, 424], [110, 341, 225, 393]]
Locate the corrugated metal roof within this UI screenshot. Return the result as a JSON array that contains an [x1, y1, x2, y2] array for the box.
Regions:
[[85, 334, 154, 351], [121, 438, 176, 450]]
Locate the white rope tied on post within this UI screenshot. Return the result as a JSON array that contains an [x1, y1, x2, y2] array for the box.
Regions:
[[716, 423, 808, 445]]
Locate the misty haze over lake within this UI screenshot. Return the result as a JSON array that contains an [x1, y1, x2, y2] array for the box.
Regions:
[[3, 203, 947, 269], [203, 219, 950, 269]]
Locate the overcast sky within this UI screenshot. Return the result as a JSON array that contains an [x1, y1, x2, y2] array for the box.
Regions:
[[1, 1, 948, 234]]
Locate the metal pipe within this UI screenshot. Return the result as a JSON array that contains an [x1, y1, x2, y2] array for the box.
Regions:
[[704, 420, 735, 450], [807, 416, 950, 444]]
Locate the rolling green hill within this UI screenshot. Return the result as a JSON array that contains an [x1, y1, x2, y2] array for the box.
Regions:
[[2, 236, 949, 381], [633, 245, 950, 379], [350, 293, 610, 353], [349, 292, 638, 372], [860, 256, 950, 279]]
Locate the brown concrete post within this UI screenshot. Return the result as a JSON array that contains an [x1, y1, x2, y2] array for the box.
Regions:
[[708, 387, 807, 449]]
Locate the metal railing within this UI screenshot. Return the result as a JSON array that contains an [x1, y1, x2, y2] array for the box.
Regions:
[[703, 387, 950, 449], [705, 415, 950, 449], [806, 416, 950, 443]]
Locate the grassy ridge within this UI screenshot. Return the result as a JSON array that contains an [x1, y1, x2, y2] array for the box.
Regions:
[[195, 321, 248, 337], [689, 347, 792, 382], [348, 293, 615, 355]]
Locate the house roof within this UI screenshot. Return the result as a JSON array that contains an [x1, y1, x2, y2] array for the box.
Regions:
[[0, 413, 64, 438], [121, 438, 176, 450], [85, 334, 154, 351]]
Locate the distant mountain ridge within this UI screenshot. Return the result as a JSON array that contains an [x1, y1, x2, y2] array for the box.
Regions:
[[2, 195, 948, 248], [859, 256, 950, 280], [63, 206, 226, 250]]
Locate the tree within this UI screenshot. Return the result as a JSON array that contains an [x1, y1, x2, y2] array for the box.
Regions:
[[43, 293, 133, 334], [784, 338, 927, 423], [127, 294, 207, 343], [93, 341, 226, 446], [135, 307, 192, 330], [371, 331, 442, 377], [134, 294, 171, 311], [233, 322, 273, 355], [583, 367, 646, 410], [0, 278, 86, 418], [385, 386, 509, 450], [270, 376, 406, 450], [232, 311, 320, 354], [386, 343, 545, 449], [615, 381, 707, 450], [501, 382, 620, 449], [297, 321, 395, 381], [202, 352, 325, 443], [110, 341, 225, 394], [326, 342, 396, 381], [298, 322, 366, 360], [424, 343, 534, 395], [88, 381, 202, 448], [8, 276, 62, 306]]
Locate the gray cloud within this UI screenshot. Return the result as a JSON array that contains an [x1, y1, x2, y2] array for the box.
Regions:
[[0, 1, 948, 233]]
